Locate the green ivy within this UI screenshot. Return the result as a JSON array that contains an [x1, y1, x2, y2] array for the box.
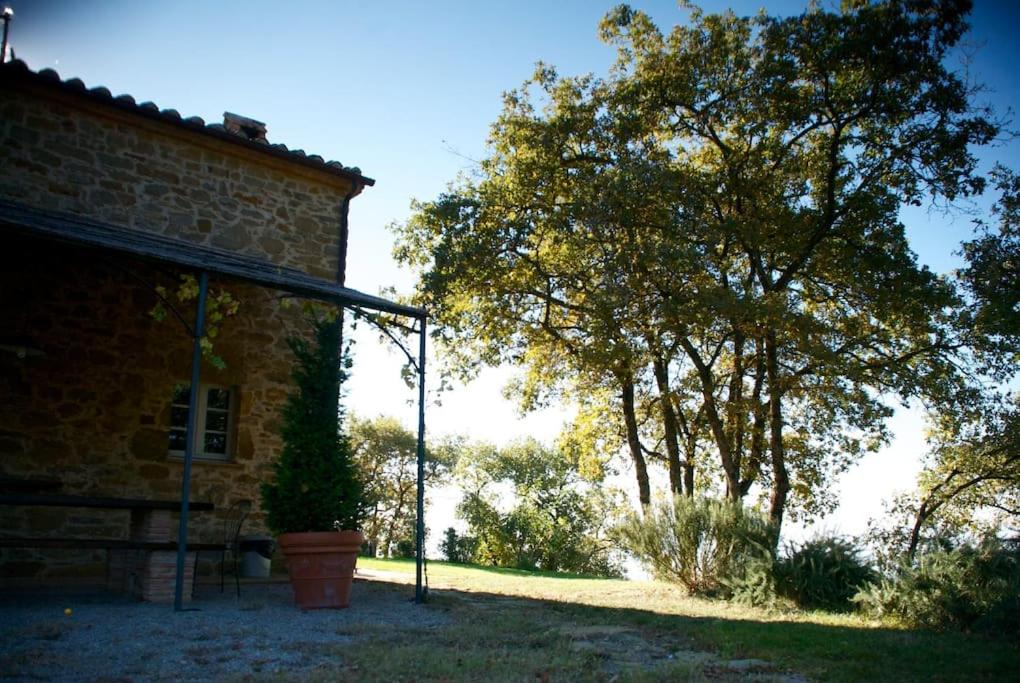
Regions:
[[150, 273, 239, 369]]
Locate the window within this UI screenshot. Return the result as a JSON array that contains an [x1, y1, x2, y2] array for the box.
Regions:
[[168, 384, 237, 461]]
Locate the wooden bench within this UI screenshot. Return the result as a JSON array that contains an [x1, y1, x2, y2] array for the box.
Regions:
[[0, 493, 215, 511], [0, 537, 224, 551], [0, 476, 63, 493], [0, 493, 217, 602]]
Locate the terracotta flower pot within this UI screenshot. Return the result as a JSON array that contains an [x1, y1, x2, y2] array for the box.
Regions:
[[277, 530, 364, 609]]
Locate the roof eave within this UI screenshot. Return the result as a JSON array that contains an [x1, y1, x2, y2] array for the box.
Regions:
[[0, 60, 375, 188]]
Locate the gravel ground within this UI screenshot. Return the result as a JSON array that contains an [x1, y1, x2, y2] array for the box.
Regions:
[[0, 577, 448, 681]]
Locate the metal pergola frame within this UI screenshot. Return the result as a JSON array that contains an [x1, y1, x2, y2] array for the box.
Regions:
[[0, 200, 430, 610]]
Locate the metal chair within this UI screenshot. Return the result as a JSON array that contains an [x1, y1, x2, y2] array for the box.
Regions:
[[193, 499, 251, 598]]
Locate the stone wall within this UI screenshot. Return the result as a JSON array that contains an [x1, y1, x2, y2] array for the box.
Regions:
[[0, 82, 353, 281], [0, 78, 358, 581], [0, 240, 307, 579]]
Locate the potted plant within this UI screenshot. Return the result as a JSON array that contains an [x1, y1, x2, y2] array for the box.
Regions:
[[261, 317, 366, 609]]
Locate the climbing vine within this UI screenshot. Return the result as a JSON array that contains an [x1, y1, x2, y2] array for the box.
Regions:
[[150, 273, 240, 369]]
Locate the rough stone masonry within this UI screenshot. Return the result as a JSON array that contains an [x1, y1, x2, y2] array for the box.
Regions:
[[0, 62, 368, 586]]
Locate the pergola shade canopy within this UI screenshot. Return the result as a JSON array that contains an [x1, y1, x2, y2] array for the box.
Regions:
[[0, 199, 424, 320], [0, 198, 429, 608]]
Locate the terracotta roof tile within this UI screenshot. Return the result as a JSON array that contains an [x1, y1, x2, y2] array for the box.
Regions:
[[0, 59, 374, 187]]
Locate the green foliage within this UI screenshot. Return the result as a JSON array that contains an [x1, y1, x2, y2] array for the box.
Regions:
[[865, 399, 1020, 564], [150, 273, 240, 370], [772, 537, 875, 612], [351, 415, 456, 557], [395, 0, 1009, 540], [855, 536, 1020, 634], [455, 439, 625, 577], [909, 404, 1020, 556], [724, 545, 781, 609], [618, 496, 773, 596], [960, 166, 1020, 364], [439, 527, 477, 564], [260, 318, 365, 534]]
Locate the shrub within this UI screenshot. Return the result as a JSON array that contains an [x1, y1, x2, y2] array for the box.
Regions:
[[395, 539, 415, 559], [260, 318, 365, 534], [854, 536, 1020, 634], [774, 536, 875, 612], [440, 527, 477, 564], [725, 545, 779, 608], [618, 495, 773, 596]]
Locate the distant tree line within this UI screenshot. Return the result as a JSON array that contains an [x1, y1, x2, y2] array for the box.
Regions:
[[446, 438, 625, 577], [352, 415, 624, 576], [350, 415, 456, 558]]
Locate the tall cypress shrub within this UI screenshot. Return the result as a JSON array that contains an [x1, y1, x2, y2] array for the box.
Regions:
[[261, 317, 364, 533]]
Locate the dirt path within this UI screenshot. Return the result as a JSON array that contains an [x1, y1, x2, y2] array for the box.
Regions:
[[437, 588, 808, 682]]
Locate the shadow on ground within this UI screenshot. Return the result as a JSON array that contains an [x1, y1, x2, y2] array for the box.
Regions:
[[1, 575, 1014, 682]]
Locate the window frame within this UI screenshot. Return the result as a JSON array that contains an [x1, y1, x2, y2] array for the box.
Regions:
[[167, 383, 238, 462]]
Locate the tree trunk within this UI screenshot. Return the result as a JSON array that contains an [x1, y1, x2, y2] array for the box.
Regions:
[[741, 338, 767, 496], [673, 396, 699, 498], [679, 337, 741, 500], [906, 500, 930, 561], [652, 354, 685, 497], [726, 331, 747, 481], [620, 372, 651, 507], [764, 330, 790, 540]]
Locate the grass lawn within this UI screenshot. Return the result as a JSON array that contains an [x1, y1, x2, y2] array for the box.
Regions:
[[355, 557, 1015, 682]]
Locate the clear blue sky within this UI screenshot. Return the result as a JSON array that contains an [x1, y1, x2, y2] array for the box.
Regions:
[[8, 0, 1018, 541]]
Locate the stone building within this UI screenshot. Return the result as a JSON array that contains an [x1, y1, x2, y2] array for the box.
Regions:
[[0, 59, 417, 591]]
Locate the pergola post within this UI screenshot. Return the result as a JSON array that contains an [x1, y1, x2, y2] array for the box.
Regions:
[[174, 270, 208, 611], [414, 317, 426, 603]]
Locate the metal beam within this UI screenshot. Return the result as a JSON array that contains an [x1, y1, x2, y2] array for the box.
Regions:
[[415, 318, 427, 603], [174, 270, 208, 611], [0, 200, 425, 320]]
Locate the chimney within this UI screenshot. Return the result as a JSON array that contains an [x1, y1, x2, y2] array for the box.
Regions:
[[2, 7, 13, 64], [223, 111, 267, 143]]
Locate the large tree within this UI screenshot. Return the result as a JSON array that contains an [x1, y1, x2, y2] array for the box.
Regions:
[[396, 65, 715, 507], [889, 172, 1020, 560], [599, 0, 999, 529], [396, 0, 1004, 538], [906, 400, 1019, 559]]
